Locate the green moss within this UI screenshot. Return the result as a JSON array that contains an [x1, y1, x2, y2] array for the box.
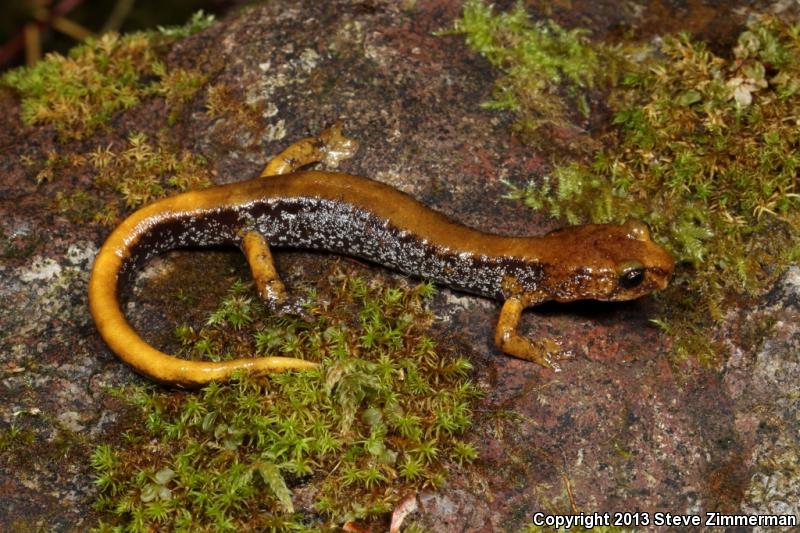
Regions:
[[455, 3, 800, 369], [0, 425, 36, 454], [53, 190, 107, 223], [154, 64, 208, 125], [399, 522, 429, 533], [90, 131, 211, 214], [0, 11, 218, 228], [1, 12, 214, 140], [30, 130, 211, 225], [22, 149, 81, 184], [2, 32, 157, 140], [444, 0, 626, 152], [91, 267, 482, 530], [156, 10, 216, 40]]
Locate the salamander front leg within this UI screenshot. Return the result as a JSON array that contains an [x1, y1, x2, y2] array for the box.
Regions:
[[494, 296, 569, 371], [260, 121, 359, 177]]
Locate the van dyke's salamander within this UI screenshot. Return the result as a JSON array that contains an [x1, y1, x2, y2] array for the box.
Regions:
[[88, 123, 675, 387]]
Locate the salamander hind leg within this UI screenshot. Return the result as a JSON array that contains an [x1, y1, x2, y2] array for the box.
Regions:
[[494, 296, 571, 372], [241, 231, 307, 316], [260, 121, 359, 177], [230, 231, 319, 375]]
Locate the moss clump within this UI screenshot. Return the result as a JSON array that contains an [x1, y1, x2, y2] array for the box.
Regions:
[[154, 64, 208, 125], [446, 0, 626, 153], [54, 190, 114, 224], [91, 268, 481, 530], [90, 132, 211, 213], [26, 131, 211, 225], [455, 3, 800, 368], [1, 12, 214, 140], [2, 32, 158, 139]]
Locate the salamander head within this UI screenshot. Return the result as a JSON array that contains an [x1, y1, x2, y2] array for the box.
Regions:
[[536, 220, 675, 303]]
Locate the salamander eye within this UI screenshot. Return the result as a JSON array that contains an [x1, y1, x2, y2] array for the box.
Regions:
[[618, 261, 645, 289]]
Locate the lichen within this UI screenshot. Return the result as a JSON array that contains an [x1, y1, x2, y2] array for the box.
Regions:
[[91, 266, 482, 530], [0, 227, 40, 260]]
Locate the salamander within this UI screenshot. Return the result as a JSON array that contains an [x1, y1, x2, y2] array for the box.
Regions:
[[88, 123, 675, 387]]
